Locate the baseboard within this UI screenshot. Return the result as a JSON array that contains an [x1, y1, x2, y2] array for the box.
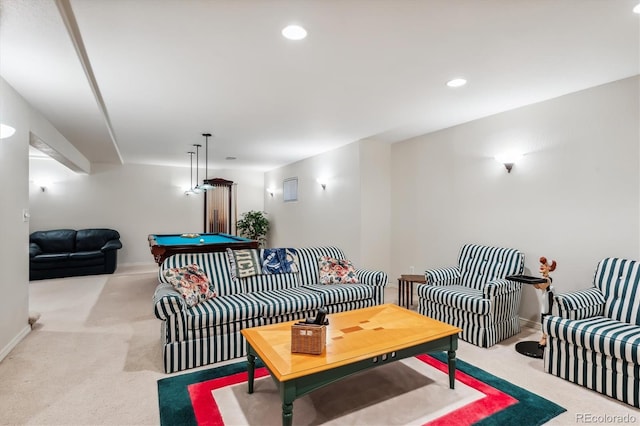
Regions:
[[116, 262, 158, 276], [0, 325, 30, 363], [520, 317, 541, 330]]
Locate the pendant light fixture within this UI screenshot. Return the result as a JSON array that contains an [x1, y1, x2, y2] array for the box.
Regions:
[[192, 144, 203, 193], [184, 151, 196, 195], [199, 132, 214, 191]]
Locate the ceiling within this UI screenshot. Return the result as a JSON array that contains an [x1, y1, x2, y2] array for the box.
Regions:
[[1, 0, 639, 172]]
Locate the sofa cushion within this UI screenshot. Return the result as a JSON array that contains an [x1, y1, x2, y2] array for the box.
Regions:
[[69, 250, 104, 260], [417, 284, 490, 315], [186, 293, 262, 329], [31, 253, 70, 263], [318, 256, 358, 284], [164, 264, 216, 307], [241, 272, 300, 293], [249, 288, 323, 318], [304, 283, 373, 305], [30, 229, 76, 253], [595, 258, 640, 326], [76, 229, 121, 251], [545, 315, 640, 363], [458, 244, 523, 291]]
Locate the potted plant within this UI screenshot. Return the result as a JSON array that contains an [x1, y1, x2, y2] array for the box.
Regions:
[[236, 210, 270, 247]]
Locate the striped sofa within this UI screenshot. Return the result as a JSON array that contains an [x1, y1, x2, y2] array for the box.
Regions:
[[153, 246, 387, 373], [543, 257, 640, 408], [416, 244, 525, 348]]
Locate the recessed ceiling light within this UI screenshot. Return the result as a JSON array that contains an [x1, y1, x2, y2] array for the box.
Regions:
[[446, 78, 467, 88], [634, 3, 640, 13], [282, 25, 307, 40]]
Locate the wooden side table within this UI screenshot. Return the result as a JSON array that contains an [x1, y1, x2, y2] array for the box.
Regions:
[[397, 274, 426, 309]]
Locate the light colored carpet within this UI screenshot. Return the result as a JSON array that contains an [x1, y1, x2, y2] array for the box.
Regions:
[[0, 271, 637, 425]]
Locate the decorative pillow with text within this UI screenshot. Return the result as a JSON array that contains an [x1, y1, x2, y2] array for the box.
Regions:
[[227, 248, 262, 280]]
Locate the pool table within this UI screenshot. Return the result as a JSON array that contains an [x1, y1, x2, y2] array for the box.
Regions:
[[147, 233, 259, 265]]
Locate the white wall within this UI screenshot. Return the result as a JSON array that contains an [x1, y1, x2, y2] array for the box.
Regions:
[[0, 77, 90, 361], [28, 162, 265, 266], [265, 139, 392, 271], [391, 76, 640, 322], [359, 140, 391, 272], [264, 142, 362, 262]]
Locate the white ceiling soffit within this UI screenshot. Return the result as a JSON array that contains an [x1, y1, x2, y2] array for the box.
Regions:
[[1, 0, 638, 171]]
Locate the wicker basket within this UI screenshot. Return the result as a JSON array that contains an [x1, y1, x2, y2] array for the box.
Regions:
[[291, 323, 326, 355]]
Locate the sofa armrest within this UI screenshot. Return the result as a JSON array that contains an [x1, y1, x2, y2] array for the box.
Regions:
[[425, 266, 460, 286], [101, 239, 122, 252], [153, 283, 186, 320], [29, 243, 42, 258], [483, 278, 522, 298], [355, 269, 388, 286], [554, 287, 605, 320]]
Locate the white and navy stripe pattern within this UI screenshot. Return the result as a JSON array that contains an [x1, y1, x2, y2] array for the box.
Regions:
[[248, 287, 324, 317], [185, 293, 262, 331], [555, 287, 605, 320], [595, 258, 640, 325], [417, 244, 524, 348], [425, 266, 461, 286], [241, 271, 300, 292], [303, 283, 373, 305], [457, 244, 523, 290], [543, 258, 640, 408], [153, 246, 388, 373], [162, 318, 261, 373]]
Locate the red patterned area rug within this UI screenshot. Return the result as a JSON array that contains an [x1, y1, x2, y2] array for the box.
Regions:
[[158, 353, 565, 426]]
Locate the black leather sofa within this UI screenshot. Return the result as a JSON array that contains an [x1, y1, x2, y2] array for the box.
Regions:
[[29, 229, 123, 280]]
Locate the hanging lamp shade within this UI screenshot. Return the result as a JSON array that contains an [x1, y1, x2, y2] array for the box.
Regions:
[[199, 132, 214, 191], [192, 144, 203, 193], [184, 151, 196, 195]]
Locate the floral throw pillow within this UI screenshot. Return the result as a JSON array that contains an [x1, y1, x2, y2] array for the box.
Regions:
[[318, 256, 358, 284], [164, 263, 216, 307]]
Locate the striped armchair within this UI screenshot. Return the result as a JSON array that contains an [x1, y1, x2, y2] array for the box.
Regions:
[[153, 246, 387, 373], [416, 244, 525, 348], [543, 258, 640, 408]]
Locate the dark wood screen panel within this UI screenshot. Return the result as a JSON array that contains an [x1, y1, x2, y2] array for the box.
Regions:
[[203, 178, 236, 234]]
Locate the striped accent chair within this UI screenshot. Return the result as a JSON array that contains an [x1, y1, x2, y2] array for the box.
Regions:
[[416, 244, 525, 348], [543, 258, 640, 408], [153, 247, 387, 373]]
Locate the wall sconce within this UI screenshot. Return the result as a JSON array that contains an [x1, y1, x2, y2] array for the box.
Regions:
[[316, 178, 328, 190], [0, 123, 16, 139], [266, 188, 275, 197], [34, 179, 52, 192], [495, 153, 522, 173]]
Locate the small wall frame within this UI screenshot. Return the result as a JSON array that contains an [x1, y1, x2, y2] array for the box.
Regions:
[[283, 177, 298, 202]]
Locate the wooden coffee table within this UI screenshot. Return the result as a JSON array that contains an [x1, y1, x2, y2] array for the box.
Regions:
[[241, 303, 462, 426]]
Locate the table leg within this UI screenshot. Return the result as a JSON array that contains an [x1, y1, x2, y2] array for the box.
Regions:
[[409, 281, 414, 307], [281, 383, 295, 426], [404, 281, 411, 308], [247, 351, 256, 394], [447, 350, 456, 389], [397, 279, 403, 307]]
